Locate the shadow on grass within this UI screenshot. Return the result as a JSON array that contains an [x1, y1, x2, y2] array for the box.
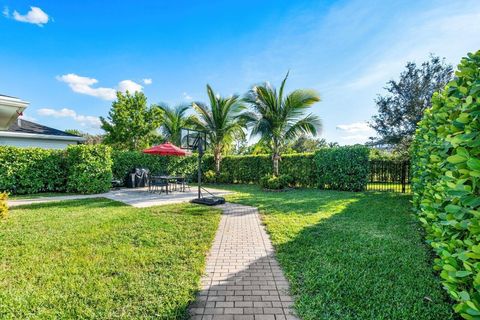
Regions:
[[213, 184, 456, 319], [269, 193, 456, 320]]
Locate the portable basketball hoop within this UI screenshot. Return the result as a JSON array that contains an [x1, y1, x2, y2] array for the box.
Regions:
[[180, 128, 225, 206]]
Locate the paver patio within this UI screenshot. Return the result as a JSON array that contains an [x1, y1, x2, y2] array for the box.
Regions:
[[8, 187, 231, 208], [189, 203, 298, 320]]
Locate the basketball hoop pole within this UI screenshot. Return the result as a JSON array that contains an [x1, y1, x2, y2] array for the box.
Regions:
[[197, 137, 203, 199], [181, 127, 225, 206]]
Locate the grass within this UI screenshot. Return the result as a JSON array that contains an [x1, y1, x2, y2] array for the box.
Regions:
[[212, 184, 455, 320], [366, 182, 412, 193], [0, 198, 220, 319], [7, 192, 78, 200]]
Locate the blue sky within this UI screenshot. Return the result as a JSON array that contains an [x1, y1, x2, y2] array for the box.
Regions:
[[1, 0, 479, 144]]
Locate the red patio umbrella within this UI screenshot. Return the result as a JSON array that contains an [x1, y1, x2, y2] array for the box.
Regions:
[[142, 142, 191, 156]]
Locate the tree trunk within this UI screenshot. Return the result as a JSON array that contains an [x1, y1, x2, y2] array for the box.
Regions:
[[214, 150, 222, 175], [273, 153, 280, 176]]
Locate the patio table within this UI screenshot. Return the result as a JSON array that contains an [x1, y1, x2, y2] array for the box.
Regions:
[[149, 175, 186, 194]]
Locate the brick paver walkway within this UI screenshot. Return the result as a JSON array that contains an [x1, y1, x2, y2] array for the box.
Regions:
[[189, 203, 299, 320]]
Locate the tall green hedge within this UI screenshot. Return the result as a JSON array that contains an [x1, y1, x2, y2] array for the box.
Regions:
[[315, 146, 370, 191], [412, 50, 480, 319], [111, 152, 317, 187], [66, 145, 113, 194], [0, 145, 112, 195], [0, 146, 67, 194], [208, 153, 316, 187], [111, 150, 199, 182]]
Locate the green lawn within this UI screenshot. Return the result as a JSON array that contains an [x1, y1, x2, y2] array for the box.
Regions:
[[215, 184, 455, 320], [7, 192, 77, 200], [0, 199, 220, 319]]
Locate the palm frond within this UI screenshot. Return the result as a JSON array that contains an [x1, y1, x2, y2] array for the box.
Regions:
[[284, 113, 322, 141]]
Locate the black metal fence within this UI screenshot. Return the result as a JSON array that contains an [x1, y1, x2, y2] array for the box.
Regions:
[[367, 160, 411, 193]]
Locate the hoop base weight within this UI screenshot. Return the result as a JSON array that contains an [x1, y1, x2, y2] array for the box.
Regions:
[[190, 197, 226, 206]]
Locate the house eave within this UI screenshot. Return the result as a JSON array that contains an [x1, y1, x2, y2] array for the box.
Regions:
[[0, 131, 86, 142]]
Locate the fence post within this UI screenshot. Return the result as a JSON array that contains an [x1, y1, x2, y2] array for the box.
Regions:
[[401, 161, 407, 193]]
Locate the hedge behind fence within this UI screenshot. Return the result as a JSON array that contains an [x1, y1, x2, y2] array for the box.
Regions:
[[412, 51, 480, 319], [315, 146, 370, 191], [0, 145, 112, 195]]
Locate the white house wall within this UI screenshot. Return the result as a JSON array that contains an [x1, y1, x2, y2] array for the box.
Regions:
[[0, 136, 78, 149]]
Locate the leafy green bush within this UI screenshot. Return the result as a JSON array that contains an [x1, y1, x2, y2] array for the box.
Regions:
[[66, 145, 113, 194], [0, 146, 67, 194], [280, 153, 317, 187], [411, 50, 480, 319], [203, 170, 216, 183], [260, 174, 292, 190], [0, 192, 7, 219], [212, 154, 315, 186], [315, 146, 370, 191]]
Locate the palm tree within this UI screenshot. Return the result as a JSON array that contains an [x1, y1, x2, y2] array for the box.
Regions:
[[244, 73, 322, 176], [156, 104, 193, 145], [191, 85, 246, 175]]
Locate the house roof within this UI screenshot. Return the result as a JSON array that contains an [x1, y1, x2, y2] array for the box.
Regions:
[[0, 119, 85, 142], [7, 119, 79, 137]]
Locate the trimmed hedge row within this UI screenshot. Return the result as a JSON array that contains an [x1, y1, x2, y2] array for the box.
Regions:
[[0, 145, 112, 195], [0, 146, 67, 194], [412, 51, 480, 319], [66, 145, 113, 194], [111, 150, 199, 183], [203, 153, 317, 187], [315, 146, 370, 191], [111, 152, 318, 187], [1, 145, 373, 194]]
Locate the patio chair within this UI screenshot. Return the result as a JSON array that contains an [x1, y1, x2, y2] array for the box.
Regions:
[[176, 176, 191, 192], [149, 177, 169, 194]]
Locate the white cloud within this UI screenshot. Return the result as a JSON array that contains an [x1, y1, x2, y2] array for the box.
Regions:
[[2, 6, 9, 17], [37, 108, 101, 128], [336, 122, 372, 133], [57, 74, 116, 100], [339, 134, 372, 144], [183, 92, 193, 100], [336, 122, 376, 144], [12, 6, 49, 26], [57, 74, 144, 100], [142, 78, 152, 85], [347, 7, 480, 91], [118, 80, 143, 93]]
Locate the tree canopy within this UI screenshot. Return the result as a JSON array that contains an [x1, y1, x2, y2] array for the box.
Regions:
[[244, 73, 322, 175], [369, 55, 453, 149], [191, 85, 247, 173], [100, 91, 162, 151], [156, 104, 194, 145]]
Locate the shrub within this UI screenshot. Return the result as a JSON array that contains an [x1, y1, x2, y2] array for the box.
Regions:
[[280, 153, 317, 187], [0, 192, 7, 219], [66, 145, 113, 194], [220, 155, 271, 184], [315, 146, 370, 191], [411, 50, 480, 319], [203, 170, 216, 183], [0, 146, 67, 194], [260, 174, 292, 190]]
